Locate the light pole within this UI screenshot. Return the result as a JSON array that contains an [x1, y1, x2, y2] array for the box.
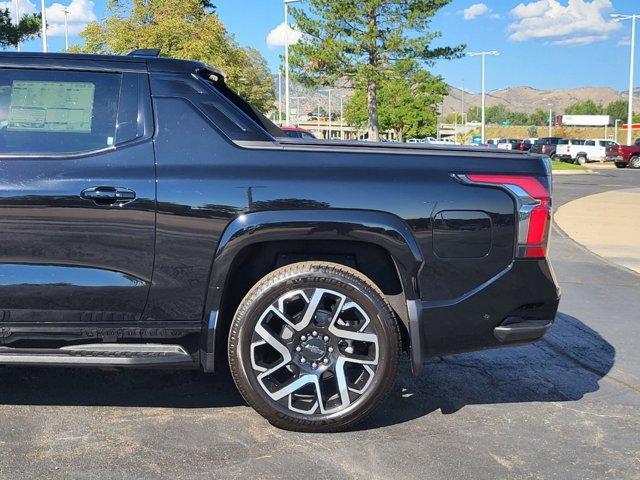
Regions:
[[14, 0, 20, 52], [467, 50, 499, 144], [615, 118, 622, 143], [460, 80, 465, 139], [277, 71, 282, 124], [40, 0, 48, 52], [292, 96, 305, 125], [548, 103, 553, 137], [612, 13, 639, 145], [321, 88, 333, 138], [63, 7, 69, 51], [340, 95, 345, 140], [284, 0, 301, 126]]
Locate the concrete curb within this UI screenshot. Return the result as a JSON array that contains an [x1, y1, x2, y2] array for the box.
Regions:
[[553, 169, 592, 175], [555, 188, 640, 275]]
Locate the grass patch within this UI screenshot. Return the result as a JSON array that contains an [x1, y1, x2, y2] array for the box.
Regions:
[[551, 160, 586, 171]]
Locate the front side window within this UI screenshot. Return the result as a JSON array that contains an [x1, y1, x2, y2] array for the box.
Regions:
[[0, 69, 121, 155]]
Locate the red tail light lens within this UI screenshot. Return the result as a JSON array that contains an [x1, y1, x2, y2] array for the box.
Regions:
[[464, 174, 551, 258]]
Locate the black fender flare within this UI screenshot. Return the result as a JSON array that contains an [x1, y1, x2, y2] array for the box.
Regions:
[[200, 209, 424, 370]]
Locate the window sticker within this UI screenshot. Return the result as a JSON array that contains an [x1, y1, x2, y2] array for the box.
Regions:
[[7, 81, 95, 133]]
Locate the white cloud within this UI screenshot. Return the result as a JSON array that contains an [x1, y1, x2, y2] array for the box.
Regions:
[[618, 36, 631, 47], [46, 0, 97, 37], [0, 0, 37, 21], [508, 0, 620, 45], [552, 34, 608, 45], [0, 0, 96, 37], [462, 3, 490, 20], [266, 21, 303, 49]]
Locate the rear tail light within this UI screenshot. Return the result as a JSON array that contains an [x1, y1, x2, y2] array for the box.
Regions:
[[455, 174, 552, 258]]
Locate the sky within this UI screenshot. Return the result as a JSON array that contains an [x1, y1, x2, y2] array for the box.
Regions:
[[3, 0, 638, 93]]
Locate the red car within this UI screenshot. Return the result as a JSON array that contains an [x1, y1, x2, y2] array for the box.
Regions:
[[278, 126, 317, 140], [606, 139, 640, 168]]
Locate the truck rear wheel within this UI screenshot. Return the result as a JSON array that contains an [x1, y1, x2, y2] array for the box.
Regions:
[[228, 261, 401, 432], [630, 156, 640, 169]]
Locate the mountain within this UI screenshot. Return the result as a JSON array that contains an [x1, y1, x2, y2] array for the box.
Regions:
[[443, 85, 640, 115], [272, 76, 639, 119]]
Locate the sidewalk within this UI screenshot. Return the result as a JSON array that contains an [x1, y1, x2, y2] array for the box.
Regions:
[[554, 188, 640, 274]]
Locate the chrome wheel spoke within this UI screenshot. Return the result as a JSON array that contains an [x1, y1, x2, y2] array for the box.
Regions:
[[250, 286, 380, 416]]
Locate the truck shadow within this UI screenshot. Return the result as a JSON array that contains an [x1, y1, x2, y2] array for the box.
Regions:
[[361, 312, 615, 429], [0, 313, 614, 431]]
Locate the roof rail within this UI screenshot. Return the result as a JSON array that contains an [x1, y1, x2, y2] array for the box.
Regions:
[[128, 48, 160, 57]]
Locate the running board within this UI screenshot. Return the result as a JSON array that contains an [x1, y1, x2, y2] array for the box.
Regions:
[[0, 343, 196, 368]]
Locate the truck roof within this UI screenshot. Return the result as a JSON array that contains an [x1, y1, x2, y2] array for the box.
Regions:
[[0, 51, 220, 76]]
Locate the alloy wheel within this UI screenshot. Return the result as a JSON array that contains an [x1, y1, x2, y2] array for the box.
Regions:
[[249, 287, 379, 415]]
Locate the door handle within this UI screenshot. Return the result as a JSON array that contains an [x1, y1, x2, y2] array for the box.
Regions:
[[81, 186, 136, 205]]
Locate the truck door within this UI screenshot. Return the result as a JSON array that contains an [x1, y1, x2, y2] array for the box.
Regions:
[[0, 64, 155, 324]]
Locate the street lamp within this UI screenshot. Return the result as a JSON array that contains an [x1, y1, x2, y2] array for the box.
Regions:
[[615, 118, 622, 143], [460, 80, 465, 140], [40, 0, 48, 52], [284, 0, 302, 126], [612, 13, 639, 145], [321, 88, 333, 138], [340, 95, 346, 140], [548, 103, 553, 137], [63, 7, 70, 51], [277, 71, 282, 124], [292, 96, 305, 125], [467, 50, 499, 144], [14, 0, 20, 52]]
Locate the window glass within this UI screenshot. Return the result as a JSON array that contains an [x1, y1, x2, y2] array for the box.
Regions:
[[585, 140, 595, 146], [0, 69, 121, 155]]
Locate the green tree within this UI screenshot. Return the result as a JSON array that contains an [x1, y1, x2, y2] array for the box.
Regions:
[[0, 9, 41, 48], [606, 100, 629, 121], [527, 125, 538, 137], [290, 0, 464, 141], [565, 100, 603, 115], [443, 112, 462, 124], [345, 64, 447, 141], [71, 0, 275, 112], [528, 109, 548, 126]]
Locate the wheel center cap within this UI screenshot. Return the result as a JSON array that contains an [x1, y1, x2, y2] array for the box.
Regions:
[[301, 337, 326, 361]]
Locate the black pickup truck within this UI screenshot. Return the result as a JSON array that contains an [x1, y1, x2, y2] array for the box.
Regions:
[[0, 51, 559, 432]]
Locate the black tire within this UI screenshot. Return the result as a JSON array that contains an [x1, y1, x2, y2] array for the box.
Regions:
[[630, 156, 640, 169], [228, 261, 401, 432], [550, 154, 559, 162], [575, 155, 587, 165], [615, 162, 627, 169]]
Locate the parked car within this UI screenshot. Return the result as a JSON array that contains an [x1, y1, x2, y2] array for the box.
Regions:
[[530, 137, 563, 157], [606, 139, 640, 168], [279, 126, 317, 140], [0, 50, 559, 432], [517, 139, 534, 151], [497, 139, 523, 150], [561, 139, 619, 165], [554, 139, 585, 162]]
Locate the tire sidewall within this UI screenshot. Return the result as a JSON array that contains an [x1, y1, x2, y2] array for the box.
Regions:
[[229, 265, 399, 429]]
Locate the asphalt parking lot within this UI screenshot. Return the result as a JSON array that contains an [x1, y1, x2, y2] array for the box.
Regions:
[[1, 168, 639, 480]]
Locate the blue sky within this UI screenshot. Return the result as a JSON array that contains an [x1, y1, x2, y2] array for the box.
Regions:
[[4, 0, 638, 93]]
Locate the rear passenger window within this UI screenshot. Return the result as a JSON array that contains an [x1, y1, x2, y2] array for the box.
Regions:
[[0, 69, 121, 155]]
